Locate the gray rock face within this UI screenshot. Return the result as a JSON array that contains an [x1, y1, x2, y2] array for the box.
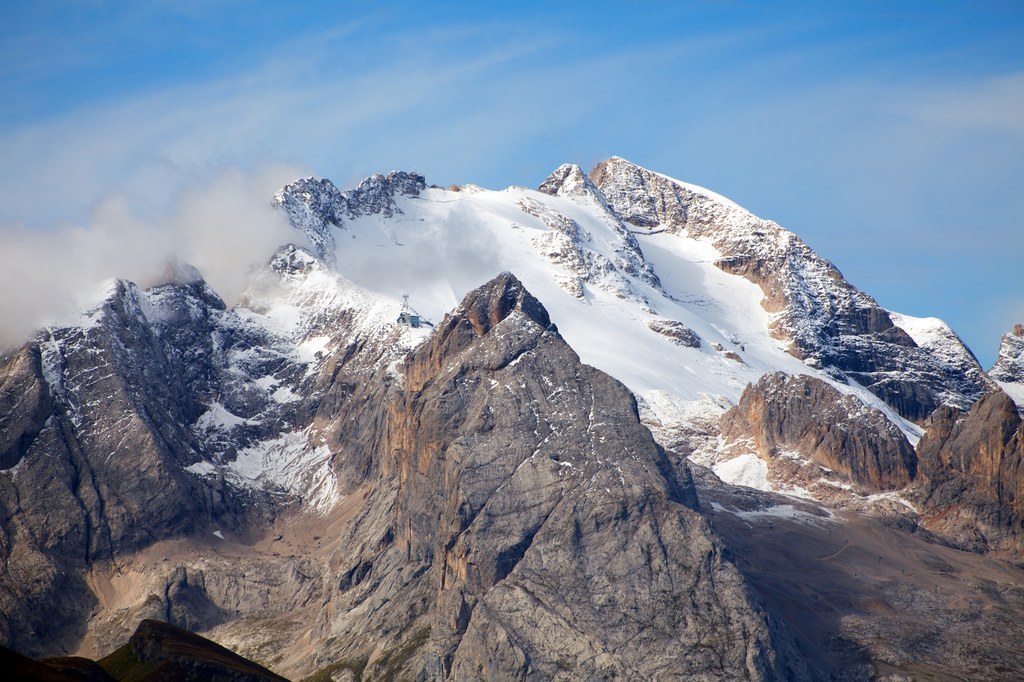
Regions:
[[720, 372, 917, 491], [536, 163, 662, 294], [991, 323, 1024, 383], [0, 345, 52, 470], [128, 619, 289, 682], [311, 272, 804, 680], [588, 156, 990, 422], [917, 389, 1024, 553]]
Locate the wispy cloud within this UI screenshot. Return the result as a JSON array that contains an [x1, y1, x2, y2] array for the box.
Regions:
[[0, 22, 563, 225], [0, 164, 303, 350]]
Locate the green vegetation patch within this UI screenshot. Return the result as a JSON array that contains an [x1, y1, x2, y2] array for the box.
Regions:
[[377, 626, 431, 682]]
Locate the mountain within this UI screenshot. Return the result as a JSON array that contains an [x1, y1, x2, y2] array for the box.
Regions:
[[2, 157, 1023, 679]]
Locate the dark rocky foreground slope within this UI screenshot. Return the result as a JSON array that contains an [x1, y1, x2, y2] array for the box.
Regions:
[[1, 618, 287, 681]]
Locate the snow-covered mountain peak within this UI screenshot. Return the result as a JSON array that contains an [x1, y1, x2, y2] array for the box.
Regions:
[[264, 158, 989, 450], [538, 163, 601, 200], [274, 177, 346, 264], [273, 170, 427, 264], [590, 156, 752, 226], [8, 158, 1024, 679]]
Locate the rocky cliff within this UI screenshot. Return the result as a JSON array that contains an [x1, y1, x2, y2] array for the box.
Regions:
[[719, 372, 917, 493], [0, 277, 250, 656], [0, 265, 809, 679], [917, 388, 1024, 553], [0, 247, 398, 657]]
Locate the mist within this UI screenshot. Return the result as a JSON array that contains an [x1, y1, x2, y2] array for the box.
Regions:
[[0, 164, 305, 351]]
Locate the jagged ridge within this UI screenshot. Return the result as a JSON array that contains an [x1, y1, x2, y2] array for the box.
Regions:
[[273, 171, 425, 264], [586, 156, 990, 422]]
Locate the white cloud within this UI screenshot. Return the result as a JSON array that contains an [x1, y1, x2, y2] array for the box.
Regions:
[[0, 164, 304, 351]]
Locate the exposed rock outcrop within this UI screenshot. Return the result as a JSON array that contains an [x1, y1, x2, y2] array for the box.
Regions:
[[118, 619, 288, 682], [719, 372, 917, 492], [647, 318, 701, 348], [917, 388, 1024, 553]]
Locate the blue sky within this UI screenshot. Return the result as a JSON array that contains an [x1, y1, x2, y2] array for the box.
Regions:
[[1, 1, 1022, 365]]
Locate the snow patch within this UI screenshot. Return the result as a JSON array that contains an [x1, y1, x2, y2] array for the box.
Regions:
[[227, 430, 338, 512], [709, 501, 836, 525], [713, 454, 770, 491], [272, 386, 300, 403], [186, 461, 216, 476], [296, 335, 330, 363], [865, 491, 920, 514], [196, 403, 257, 430]]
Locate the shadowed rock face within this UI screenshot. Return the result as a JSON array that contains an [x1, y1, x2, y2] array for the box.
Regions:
[[0, 278, 285, 657], [917, 389, 1024, 553], [720, 372, 917, 491], [316, 272, 805, 681], [588, 156, 990, 422]]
